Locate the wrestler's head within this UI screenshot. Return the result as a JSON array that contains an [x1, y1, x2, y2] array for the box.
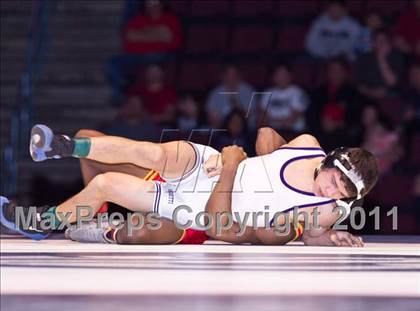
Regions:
[[314, 148, 379, 200]]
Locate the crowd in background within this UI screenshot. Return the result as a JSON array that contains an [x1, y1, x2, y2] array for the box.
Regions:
[[98, 0, 419, 232]]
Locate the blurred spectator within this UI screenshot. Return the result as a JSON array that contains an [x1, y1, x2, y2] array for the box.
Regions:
[[259, 64, 308, 135], [213, 109, 254, 155], [401, 62, 420, 157], [127, 64, 177, 126], [403, 62, 420, 124], [411, 174, 420, 220], [309, 58, 363, 144], [177, 93, 201, 133], [305, 0, 361, 61], [317, 104, 350, 152], [354, 11, 384, 54], [107, 0, 182, 103], [101, 96, 160, 141], [361, 105, 402, 175], [393, 0, 420, 55], [121, 0, 143, 26], [123, 0, 181, 54], [206, 63, 256, 129], [395, 173, 420, 234], [355, 29, 403, 100]]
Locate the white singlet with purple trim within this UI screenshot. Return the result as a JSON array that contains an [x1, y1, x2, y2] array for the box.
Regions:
[[230, 147, 335, 227], [155, 144, 335, 230]]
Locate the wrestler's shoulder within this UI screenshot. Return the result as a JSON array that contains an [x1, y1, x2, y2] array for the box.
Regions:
[[286, 134, 320, 148]]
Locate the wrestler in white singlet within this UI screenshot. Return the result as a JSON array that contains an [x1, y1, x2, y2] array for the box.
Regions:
[[230, 146, 336, 227], [155, 143, 335, 230]]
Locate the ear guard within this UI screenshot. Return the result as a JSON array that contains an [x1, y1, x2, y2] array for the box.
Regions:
[[320, 147, 366, 217]]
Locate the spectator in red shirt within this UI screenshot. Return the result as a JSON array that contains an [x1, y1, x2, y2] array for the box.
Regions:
[[127, 64, 177, 126], [107, 0, 182, 104], [393, 0, 420, 55], [123, 1, 181, 54]]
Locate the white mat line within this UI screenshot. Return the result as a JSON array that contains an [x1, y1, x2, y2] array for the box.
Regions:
[[2, 268, 420, 297]]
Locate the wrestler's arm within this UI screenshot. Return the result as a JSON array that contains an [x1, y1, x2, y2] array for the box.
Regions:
[[252, 132, 321, 244], [286, 134, 321, 148], [205, 146, 297, 245], [257, 130, 322, 153], [303, 227, 364, 247], [286, 134, 330, 245], [204, 127, 285, 177], [255, 127, 287, 155], [205, 146, 256, 243], [302, 203, 364, 247], [204, 131, 319, 243], [205, 128, 305, 244], [252, 226, 299, 245]]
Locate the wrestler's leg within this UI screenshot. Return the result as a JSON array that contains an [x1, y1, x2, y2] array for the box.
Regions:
[[74, 130, 182, 245], [31, 125, 196, 180], [115, 215, 183, 245], [84, 138, 196, 180], [56, 172, 156, 223], [74, 129, 149, 184], [0, 172, 158, 240], [65, 212, 184, 244]]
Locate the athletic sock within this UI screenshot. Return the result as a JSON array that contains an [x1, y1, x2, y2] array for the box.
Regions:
[[72, 137, 91, 158], [41, 206, 62, 229]]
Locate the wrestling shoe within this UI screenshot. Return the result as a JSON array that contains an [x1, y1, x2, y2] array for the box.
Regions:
[[30, 124, 74, 162], [65, 220, 113, 244], [0, 196, 52, 240]]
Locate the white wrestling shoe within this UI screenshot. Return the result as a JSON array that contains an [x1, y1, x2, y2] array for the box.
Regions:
[[65, 220, 113, 244]]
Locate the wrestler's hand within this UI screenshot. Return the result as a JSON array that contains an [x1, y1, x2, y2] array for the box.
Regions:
[[203, 154, 222, 178], [202, 146, 247, 178], [329, 230, 364, 247], [221, 145, 247, 167]]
